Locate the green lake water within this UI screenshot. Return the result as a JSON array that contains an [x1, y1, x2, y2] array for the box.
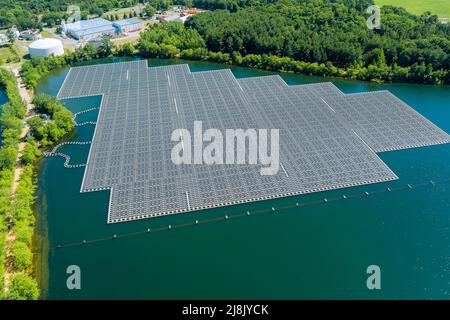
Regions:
[[35, 58, 450, 299]]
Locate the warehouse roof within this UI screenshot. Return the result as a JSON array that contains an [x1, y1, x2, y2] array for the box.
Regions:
[[113, 18, 141, 27], [66, 18, 112, 32], [75, 24, 116, 37]]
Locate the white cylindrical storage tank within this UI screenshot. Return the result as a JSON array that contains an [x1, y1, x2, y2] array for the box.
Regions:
[[28, 38, 64, 58]]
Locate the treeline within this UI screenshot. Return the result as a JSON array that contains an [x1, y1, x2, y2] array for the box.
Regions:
[[0, 69, 25, 299], [0, 69, 25, 170], [7, 165, 39, 300], [192, 0, 273, 12], [0, 167, 12, 299], [136, 20, 449, 84], [138, 22, 205, 57], [0, 68, 39, 300], [1, 69, 74, 300], [181, 0, 449, 84]]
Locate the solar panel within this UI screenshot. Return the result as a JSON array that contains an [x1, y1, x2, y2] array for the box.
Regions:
[[56, 61, 449, 223]]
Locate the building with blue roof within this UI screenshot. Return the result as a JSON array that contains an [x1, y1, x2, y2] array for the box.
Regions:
[[64, 18, 117, 41], [113, 18, 142, 33]]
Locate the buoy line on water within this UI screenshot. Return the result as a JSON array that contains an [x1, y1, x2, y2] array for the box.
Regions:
[[46, 177, 450, 251], [72, 107, 97, 120], [72, 107, 97, 127], [42, 141, 91, 168], [42, 152, 86, 168], [75, 121, 97, 127]]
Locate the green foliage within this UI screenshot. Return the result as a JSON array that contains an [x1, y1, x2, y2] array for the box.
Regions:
[[41, 11, 65, 27], [0, 211, 8, 298], [148, 0, 171, 11], [11, 165, 35, 223], [30, 94, 74, 145], [11, 241, 32, 271], [138, 22, 205, 58], [32, 93, 61, 114], [0, 168, 13, 217], [134, 2, 450, 84], [13, 221, 33, 246], [0, 68, 24, 175], [184, 0, 450, 84], [0, 145, 18, 170], [0, 69, 26, 118], [144, 5, 156, 18], [6, 273, 39, 300], [27, 116, 45, 141], [7, 165, 38, 299], [22, 138, 41, 165], [0, 68, 41, 300], [115, 42, 136, 56], [20, 55, 66, 90]]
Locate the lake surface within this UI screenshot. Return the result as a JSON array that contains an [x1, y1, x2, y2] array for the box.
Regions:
[[36, 58, 450, 299]]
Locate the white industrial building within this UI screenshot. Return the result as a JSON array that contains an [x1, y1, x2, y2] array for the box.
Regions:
[[63, 18, 116, 41], [113, 18, 142, 33], [28, 38, 64, 58]]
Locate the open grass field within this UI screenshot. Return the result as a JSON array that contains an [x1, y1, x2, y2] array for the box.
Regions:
[[0, 46, 11, 60], [40, 30, 57, 39], [0, 42, 30, 64], [376, 0, 450, 18], [0, 46, 17, 64]]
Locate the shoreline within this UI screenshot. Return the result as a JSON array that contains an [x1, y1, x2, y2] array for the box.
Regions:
[[1, 63, 73, 299], [32, 158, 49, 300]]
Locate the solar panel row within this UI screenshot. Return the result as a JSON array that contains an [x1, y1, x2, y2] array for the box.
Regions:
[[56, 60, 450, 223]]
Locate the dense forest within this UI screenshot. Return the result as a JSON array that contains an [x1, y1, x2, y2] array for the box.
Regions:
[[185, 0, 449, 82], [136, 0, 449, 84]]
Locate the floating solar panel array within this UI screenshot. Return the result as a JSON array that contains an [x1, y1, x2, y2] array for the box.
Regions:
[[57, 60, 450, 223]]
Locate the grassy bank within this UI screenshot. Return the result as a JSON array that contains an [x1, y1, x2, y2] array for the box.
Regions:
[[0, 46, 21, 66], [0, 168, 13, 299], [0, 67, 38, 299], [1, 64, 75, 299], [376, 0, 450, 18], [7, 165, 39, 300]]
